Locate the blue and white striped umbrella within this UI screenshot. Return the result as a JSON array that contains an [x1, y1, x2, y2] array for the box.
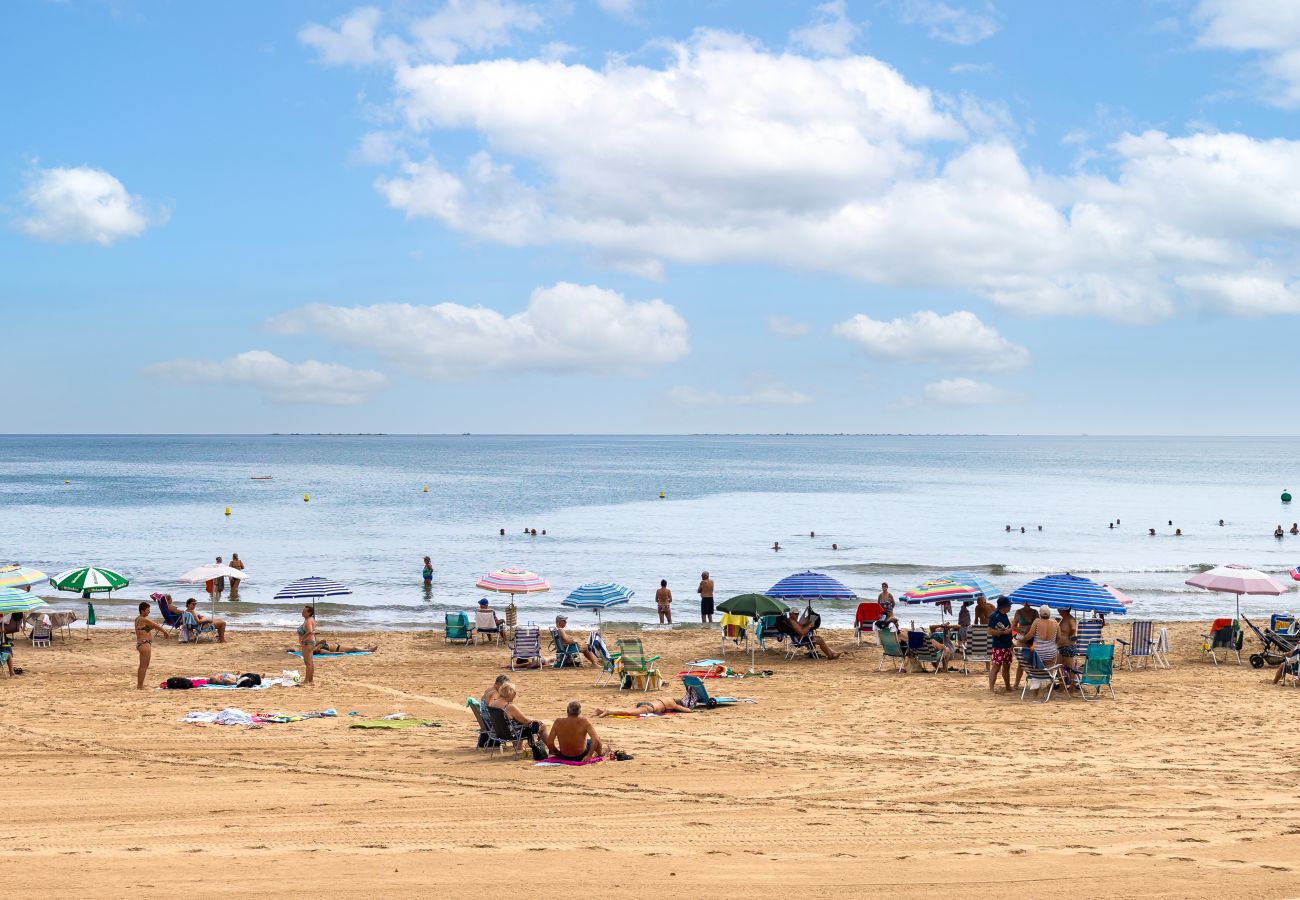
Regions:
[[273, 576, 353, 600], [766, 571, 858, 600], [0, 587, 49, 615], [1007, 573, 1127, 615], [563, 582, 635, 610]]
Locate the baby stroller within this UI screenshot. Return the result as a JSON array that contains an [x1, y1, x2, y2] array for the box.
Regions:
[[1241, 614, 1300, 669]]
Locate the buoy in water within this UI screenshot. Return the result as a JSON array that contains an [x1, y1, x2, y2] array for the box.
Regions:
[[224, 506, 231, 516], [64, 480, 70, 484], [1283, 490, 1292, 503], [659, 490, 666, 499], [423, 485, 428, 493], [304, 493, 310, 503]]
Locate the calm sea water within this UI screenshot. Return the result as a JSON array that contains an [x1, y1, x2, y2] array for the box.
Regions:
[[2, 435, 1298, 631]]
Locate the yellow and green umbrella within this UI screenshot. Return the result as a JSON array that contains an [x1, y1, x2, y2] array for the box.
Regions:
[[0, 587, 49, 615], [0, 565, 47, 590]]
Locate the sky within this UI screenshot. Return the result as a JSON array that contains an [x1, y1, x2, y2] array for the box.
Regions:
[[4, 0, 1300, 435]]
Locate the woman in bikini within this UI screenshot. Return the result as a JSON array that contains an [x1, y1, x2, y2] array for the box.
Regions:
[[312, 639, 378, 655], [297, 605, 317, 685], [134, 601, 171, 690], [592, 697, 693, 717]]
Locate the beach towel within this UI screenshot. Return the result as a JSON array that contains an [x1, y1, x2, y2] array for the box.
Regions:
[[286, 650, 372, 658], [534, 756, 605, 766], [166, 670, 302, 690], [349, 718, 440, 729], [181, 707, 337, 726]]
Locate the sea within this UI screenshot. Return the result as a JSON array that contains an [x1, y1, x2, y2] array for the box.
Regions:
[[2, 434, 1298, 632]]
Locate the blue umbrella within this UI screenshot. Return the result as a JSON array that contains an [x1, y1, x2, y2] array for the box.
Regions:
[[563, 581, 634, 632], [273, 577, 353, 600], [1007, 574, 1127, 615], [766, 571, 857, 600]]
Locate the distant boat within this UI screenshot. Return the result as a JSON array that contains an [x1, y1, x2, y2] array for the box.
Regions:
[[250, 475, 273, 481]]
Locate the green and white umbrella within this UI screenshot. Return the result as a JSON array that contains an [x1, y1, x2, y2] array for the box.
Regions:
[[49, 566, 129, 595], [0, 587, 49, 615]]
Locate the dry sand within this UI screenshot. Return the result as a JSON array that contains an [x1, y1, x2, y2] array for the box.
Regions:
[[2, 621, 1299, 899]]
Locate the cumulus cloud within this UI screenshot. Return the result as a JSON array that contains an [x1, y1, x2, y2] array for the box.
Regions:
[[921, 377, 1016, 406], [896, 0, 999, 46], [145, 351, 387, 406], [833, 310, 1029, 371], [789, 1, 862, 56], [317, 21, 1300, 322], [16, 166, 163, 245], [669, 381, 812, 408], [300, 6, 389, 65], [1194, 0, 1300, 107], [269, 282, 689, 379], [767, 316, 812, 338]]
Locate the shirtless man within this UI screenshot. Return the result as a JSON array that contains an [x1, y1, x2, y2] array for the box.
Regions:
[[593, 697, 693, 716], [555, 615, 598, 665], [134, 601, 171, 690], [655, 579, 672, 624], [547, 701, 604, 762], [697, 570, 715, 624], [974, 595, 993, 625], [183, 597, 227, 643], [877, 583, 897, 625], [785, 611, 841, 659]]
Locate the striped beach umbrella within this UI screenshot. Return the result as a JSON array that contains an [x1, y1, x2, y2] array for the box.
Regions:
[[49, 566, 129, 595], [477, 568, 550, 595], [0, 565, 47, 590], [0, 587, 49, 615], [1186, 563, 1283, 622], [1007, 574, 1127, 615], [273, 577, 353, 600], [765, 571, 857, 601], [902, 577, 985, 605], [563, 582, 634, 632]]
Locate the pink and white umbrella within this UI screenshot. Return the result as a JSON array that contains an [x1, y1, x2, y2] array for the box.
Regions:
[[1102, 583, 1133, 607], [1185, 563, 1283, 621], [476, 567, 549, 613]]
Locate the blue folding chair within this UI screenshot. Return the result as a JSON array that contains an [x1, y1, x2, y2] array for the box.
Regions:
[[550, 628, 581, 668], [444, 611, 474, 645]]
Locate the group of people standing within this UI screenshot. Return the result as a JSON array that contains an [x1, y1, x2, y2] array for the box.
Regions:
[[653, 571, 715, 624]]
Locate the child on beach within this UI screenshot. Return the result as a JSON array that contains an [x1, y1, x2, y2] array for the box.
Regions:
[[134, 602, 171, 690]]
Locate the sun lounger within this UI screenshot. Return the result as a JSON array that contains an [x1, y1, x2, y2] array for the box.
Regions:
[[1117, 619, 1156, 670], [615, 638, 661, 691], [444, 612, 474, 646], [508, 627, 542, 670], [181, 610, 218, 644], [1018, 647, 1067, 703], [1201, 618, 1241, 665], [550, 628, 581, 668], [876, 628, 907, 672], [1077, 643, 1116, 701], [681, 674, 753, 708]]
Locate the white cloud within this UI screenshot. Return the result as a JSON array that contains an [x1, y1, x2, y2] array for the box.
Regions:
[[269, 282, 689, 379], [767, 316, 812, 338], [669, 381, 812, 408], [1194, 0, 1300, 107], [300, 6, 388, 65], [145, 351, 387, 406], [897, 0, 999, 46], [790, 1, 862, 57], [949, 61, 994, 75], [1177, 271, 1300, 316], [922, 377, 1016, 406], [16, 166, 162, 245], [834, 310, 1029, 371], [595, 0, 639, 20]]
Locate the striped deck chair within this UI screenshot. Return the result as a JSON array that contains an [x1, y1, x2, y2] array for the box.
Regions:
[[465, 698, 502, 751], [508, 627, 542, 670], [550, 628, 580, 668], [1073, 619, 1103, 661], [1116, 620, 1156, 670], [1201, 619, 1241, 666], [1018, 647, 1066, 703], [964, 625, 992, 671], [181, 610, 218, 644], [1153, 626, 1172, 669], [615, 638, 661, 691], [1077, 643, 1116, 701], [876, 628, 907, 672], [588, 632, 620, 686], [908, 633, 946, 674]]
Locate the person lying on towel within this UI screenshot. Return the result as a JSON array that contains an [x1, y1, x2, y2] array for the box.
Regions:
[[312, 639, 377, 655], [592, 697, 693, 717], [546, 700, 605, 762]]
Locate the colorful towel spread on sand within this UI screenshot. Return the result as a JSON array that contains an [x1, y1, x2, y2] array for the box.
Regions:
[[162, 671, 302, 690], [349, 718, 440, 729], [181, 707, 337, 726], [534, 756, 605, 766], [286, 650, 372, 658], [603, 711, 679, 719]]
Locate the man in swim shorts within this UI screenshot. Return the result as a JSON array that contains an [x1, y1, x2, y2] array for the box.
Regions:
[[547, 700, 604, 762], [988, 596, 1014, 693]]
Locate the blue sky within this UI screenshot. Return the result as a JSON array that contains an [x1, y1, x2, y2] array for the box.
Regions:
[[4, 0, 1300, 434]]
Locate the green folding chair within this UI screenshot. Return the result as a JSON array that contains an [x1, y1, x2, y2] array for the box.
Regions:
[[1078, 642, 1116, 701], [615, 638, 661, 691]]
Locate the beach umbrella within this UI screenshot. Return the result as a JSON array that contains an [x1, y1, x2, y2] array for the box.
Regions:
[[902, 573, 1001, 619], [49, 566, 128, 596], [765, 571, 857, 601], [1185, 564, 1283, 623], [0, 564, 47, 590], [0, 587, 49, 615], [563, 582, 633, 633], [273, 576, 352, 631], [717, 593, 791, 671], [1007, 574, 1127, 616], [179, 563, 249, 619], [1289, 565, 1300, 582], [476, 568, 550, 626], [1102, 583, 1133, 608]]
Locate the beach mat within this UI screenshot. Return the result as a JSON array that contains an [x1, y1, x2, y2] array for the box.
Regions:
[[349, 718, 439, 730], [287, 650, 372, 658]]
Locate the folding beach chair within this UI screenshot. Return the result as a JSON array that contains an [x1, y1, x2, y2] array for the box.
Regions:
[[1153, 626, 1172, 669], [1073, 619, 1103, 661], [785, 628, 823, 660], [719, 613, 749, 653], [154, 593, 184, 630], [0, 641, 11, 677], [28, 621, 53, 649], [484, 705, 529, 758], [964, 624, 992, 671], [681, 674, 753, 709], [615, 638, 662, 691], [443, 612, 474, 646], [474, 608, 502, 645], [508, 627, 542, 670], [854, 602, 884, 646], [1018, 648, 1067, 703], [1202, 618, 1241, 666], [181, 610, 218, 644], [1077, 643, 1116, 701], [907, 632, 947, 674], [1270, 614, 1298, 637], [1116, 620, 1156, 670], [876, 628, 908, 673], [550, 628, 581, 669], [588, 632, 620, 687], [755, 615, 783, 651], [465, 698, 502, 751]]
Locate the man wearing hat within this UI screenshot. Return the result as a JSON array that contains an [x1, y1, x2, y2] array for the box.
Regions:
[[987, 596, 1015, 693], [476, 597, 504, 643], [554, 614, 599, 666]]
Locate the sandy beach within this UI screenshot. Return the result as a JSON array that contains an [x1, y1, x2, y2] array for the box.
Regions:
[[3, 621, 1299, 899]]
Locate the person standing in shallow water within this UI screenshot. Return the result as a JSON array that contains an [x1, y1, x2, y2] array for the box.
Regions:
[[655, 579, 673, 624], [697, 571, 715, 623], [228, 552, 244, 599]]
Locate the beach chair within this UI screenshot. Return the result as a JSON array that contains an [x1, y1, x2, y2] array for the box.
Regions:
[[719, 613, 749, 652], [484, 705, 528, 758], [1073, 619, 1103, 661], [876, 628, 908, 673], [508, 627, 542, 670], [474, 608, 502, 645], [1202, 618, 1241, 665], [785, 627, 823, 660], [154, 593, 184, 630], [443, 611, 474, 646], [681, 674, 750, 709], [1018, 648, 1066, 703], [588, 632, 620, 686], [1153, 626, 1172, 668], [466, 698, 502, 751], [615, 638, 661, 691], [755, 615, 783, 651], [854, 602, 884, 645], [0, 641, 11, 677], [907, 632, 946, 674], [1116, 620, 1156, 670], [181, 610, 218, 644], [1270, 613, 1298, 637], [964, 625, 992, 671], [1077, 643, 1116, 701], [28, 621, 53, 649], [550, 628, 581, 668]]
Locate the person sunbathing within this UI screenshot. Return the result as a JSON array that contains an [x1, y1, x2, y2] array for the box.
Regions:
[[183, 598, 227, 643], [546, 701, 605, 761], [784, 611, 841, 659], [312, 639, 377, 655], [1273, 648, 1300, 685], [592, 697, 693, 716], [555, 615, 598, 665]]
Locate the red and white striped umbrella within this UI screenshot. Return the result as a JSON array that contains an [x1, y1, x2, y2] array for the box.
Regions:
[[475, 567, 550, 596]]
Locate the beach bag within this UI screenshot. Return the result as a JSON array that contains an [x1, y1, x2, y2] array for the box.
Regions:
[[528, 736, 548, 761], [165, 676, 194, 690], [235, 673, 262, 688]]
